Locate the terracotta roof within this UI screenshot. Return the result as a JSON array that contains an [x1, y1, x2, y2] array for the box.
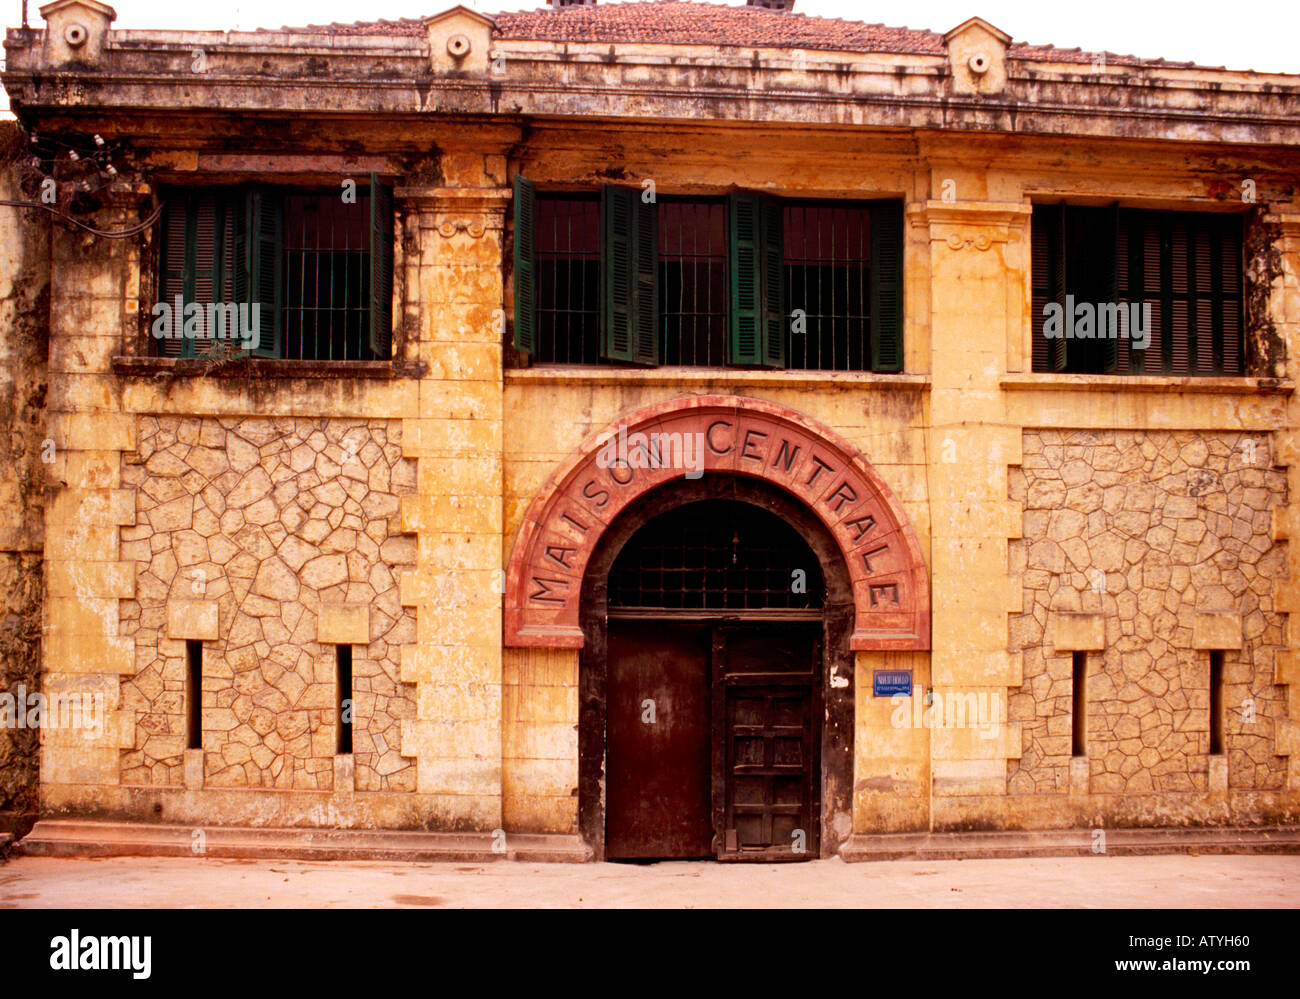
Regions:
[[280, 2, 1201, 69], [493, 2, 945, 55]]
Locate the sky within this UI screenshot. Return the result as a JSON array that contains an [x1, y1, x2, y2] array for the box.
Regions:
[[20, 0, 1290, 75]]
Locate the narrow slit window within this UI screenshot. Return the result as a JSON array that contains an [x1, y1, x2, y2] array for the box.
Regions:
[[1071, 651, 1087, 757], [1210, 650, 1225, 755], [186, 640, 203, 751], [337, 644, 353, 755]]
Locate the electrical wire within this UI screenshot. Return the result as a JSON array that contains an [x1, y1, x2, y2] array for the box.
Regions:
[[0, 197, 164, 238]]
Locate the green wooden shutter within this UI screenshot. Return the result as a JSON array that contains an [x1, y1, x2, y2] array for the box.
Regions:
[[369, 173, 395, 360], [728, 192, 783, 367], [729, 193, 761, 365], [1127, 210, 1147, 374], [600, 183, 658, 365], [601, 184, 635, 362], [1031, 206, 1051, 372], [631, 192, 658, 365], [1102, 203, 1122, 373], [158, 194, 194, 358], [1050, 204, 1068, 372], [235, 186, 282, 357], [869, 200, 904, 372], [162, 193, 237, 359], [759, 197, 785, 368], [512, 174, 537, 355]]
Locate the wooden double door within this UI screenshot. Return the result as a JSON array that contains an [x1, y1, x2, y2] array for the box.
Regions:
[[606, 618, 822, 861]]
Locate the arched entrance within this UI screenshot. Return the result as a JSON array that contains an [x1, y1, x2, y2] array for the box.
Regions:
[[503, 395, 930, 860], [505, 395, 929, 650], [579, 476, 856, 861]]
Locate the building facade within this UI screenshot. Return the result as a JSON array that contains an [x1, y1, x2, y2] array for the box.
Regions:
[[2, 0, 1298, 860]]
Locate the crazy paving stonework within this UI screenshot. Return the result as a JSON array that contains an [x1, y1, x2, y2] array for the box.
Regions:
[[118, 417, 418, 792], [1008, 431, 1289, 795]]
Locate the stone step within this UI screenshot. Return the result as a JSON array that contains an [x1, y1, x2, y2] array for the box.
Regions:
[[18, 820, 592, 863], [20, 821, 1300, 864], [839, 825, 1300, 862]]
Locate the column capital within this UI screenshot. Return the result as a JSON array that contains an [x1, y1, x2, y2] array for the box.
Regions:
[[1267, 211, 1300, 239], [394, 186, 511, 231], [909, 199, 1032, 228], [908, 200, 1031, 251]]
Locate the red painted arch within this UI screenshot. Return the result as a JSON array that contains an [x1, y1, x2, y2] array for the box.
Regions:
[[504, 395, 930, 650]]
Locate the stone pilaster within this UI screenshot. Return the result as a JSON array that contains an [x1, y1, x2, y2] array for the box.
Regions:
[[41, 185, 141, 799], [1269, 213, 1300, 789], [396, 158, 508, 829], [913, 200, 1027, 804]]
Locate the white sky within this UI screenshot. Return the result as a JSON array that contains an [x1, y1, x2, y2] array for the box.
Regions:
[[53, 0, 1298, 74]]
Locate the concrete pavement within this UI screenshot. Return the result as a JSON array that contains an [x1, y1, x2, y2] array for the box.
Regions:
[[1, 853, 1297, 908]]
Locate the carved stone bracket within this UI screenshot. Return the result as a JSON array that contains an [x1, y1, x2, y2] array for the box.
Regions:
[[945, 231, 1000, 251], [436, 219, 487, 238]]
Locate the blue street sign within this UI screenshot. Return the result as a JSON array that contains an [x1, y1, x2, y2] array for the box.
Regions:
[[873, 670, 913, 697]]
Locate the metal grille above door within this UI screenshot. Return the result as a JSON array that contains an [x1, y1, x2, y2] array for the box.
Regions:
[[607, 500, 825, 612]]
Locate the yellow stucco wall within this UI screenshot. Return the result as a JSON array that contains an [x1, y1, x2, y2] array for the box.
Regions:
[[30, 122, 1300, 844]]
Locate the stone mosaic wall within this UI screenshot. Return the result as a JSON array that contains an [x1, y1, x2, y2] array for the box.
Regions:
[[119, 416, 418, 792], [1008, 430, 1289, 795]]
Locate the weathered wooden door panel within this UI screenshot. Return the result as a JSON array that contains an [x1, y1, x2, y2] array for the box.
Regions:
[[715, 624, 821, 861], [606, 619, 821, 861], [606, 620, 714, 859]]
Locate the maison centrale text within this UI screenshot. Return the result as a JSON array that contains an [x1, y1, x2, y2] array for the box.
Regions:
[[526, 413, 902, 610]]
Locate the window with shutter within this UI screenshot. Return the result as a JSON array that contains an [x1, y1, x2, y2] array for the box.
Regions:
[[516, 189, 905, 372], [1031, 204, 1243, 376], [280, 190, 373, 360], [156, 185, 394, 362]]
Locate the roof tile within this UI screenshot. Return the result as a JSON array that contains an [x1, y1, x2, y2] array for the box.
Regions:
[[279, 2, 1201, 69]]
